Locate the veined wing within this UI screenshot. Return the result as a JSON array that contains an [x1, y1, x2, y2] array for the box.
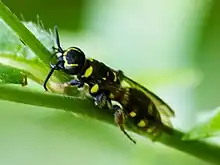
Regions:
[[121, 75, 175, 127]]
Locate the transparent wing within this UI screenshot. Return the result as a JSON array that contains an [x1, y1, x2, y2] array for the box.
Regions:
[[122, 75, 175, 127]]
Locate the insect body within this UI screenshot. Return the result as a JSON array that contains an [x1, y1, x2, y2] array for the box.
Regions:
[[43, 26, 175, 144], [44, 26, 122, 106], [100, 81, 175, 144]]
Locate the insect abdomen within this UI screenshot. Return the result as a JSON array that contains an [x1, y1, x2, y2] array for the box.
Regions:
[[122, 88, 173, 136]]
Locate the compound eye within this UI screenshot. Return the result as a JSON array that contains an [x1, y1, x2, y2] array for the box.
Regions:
[[65, 48, 85, 65], [63, 54, 78, 68]]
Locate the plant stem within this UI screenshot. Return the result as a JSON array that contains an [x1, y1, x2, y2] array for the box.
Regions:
[[0, 84, 219, 165], [0, 0, 51, 64], [0, 1, 68, 86], [158, 129, 220, 165], [0, 1, 219, 164]]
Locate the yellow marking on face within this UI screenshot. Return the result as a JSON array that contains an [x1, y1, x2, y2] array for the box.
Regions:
[[129, 111, 136, 117], [63, 57, 79, 67], [102, 77, 107, 80], [113, 72, 117, 82], [137, 120, 146, 127], [84, 66, 93, 77], [63, 51, 68, 56], [107, 72, 109, 76], [109, 93, 114, 99], [90, 84, 99, 93], [64, 48, 81, 56]]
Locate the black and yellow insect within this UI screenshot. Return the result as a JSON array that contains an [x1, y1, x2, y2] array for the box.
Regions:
[[99, 77, 175, 144], [43, 26, 175, 144], [44, 26, 122, 106]]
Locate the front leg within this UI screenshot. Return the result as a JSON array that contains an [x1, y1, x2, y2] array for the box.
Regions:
[[62, 79, 84, 88], [55, 79, 85, 94]]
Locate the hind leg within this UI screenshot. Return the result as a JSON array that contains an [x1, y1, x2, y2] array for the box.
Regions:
[[113, 104, 136, 144]]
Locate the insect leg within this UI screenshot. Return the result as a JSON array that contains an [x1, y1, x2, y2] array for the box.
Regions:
[[62, 79, 84, 88], [113, 105, 136, 144], [54, 26, 64, 53], [52, 46, 59, 53], [93, 92, 108, 108]]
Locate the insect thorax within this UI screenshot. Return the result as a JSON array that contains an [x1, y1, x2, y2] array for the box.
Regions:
[[77, 58, 121, 92]]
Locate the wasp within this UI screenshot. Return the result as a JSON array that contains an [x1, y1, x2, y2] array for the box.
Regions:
[[44, 26, 122, 106], [43, 26, 175, 144]]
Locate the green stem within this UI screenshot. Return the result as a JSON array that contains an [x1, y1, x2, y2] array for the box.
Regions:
[[0, 0, 68, 85], [0, 1, 219, 164], [0, 84, 219, 165], [158, 129, 220, 165], [0, 0, 51, 65]]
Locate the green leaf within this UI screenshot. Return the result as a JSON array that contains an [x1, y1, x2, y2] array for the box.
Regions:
[[0, 1, 220, 165], [183, 107, 220, 140], [0, 0, 68, 89], [0, 19, 53, 84], [0, 64, 27, 85], [0, 19, 68, 91], [0, 1, 52, 64], [0, 20, 54, 59]]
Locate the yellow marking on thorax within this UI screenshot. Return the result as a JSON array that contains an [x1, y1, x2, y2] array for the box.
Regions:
[[129, 111, 136, 117], [63, 56, 79, 67], [137, 120, 147, 127], [102, 77, 107, 80], [113, 72, 117, 82], [90, 84, 99, 93], [83, 66, 93, 77]]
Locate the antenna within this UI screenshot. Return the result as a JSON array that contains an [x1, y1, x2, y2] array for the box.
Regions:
[[54, 25, 64, 53], [43, 62, 60, 91]]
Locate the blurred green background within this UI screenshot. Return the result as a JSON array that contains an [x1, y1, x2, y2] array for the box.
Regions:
[[0, 0, 219, 164]]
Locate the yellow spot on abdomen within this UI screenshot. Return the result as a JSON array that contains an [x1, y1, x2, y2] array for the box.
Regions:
[[84, 66, 93, 77], [90, 84, 99, 93], [137, 120, 146, 127], [129, 111, 136, 117]]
